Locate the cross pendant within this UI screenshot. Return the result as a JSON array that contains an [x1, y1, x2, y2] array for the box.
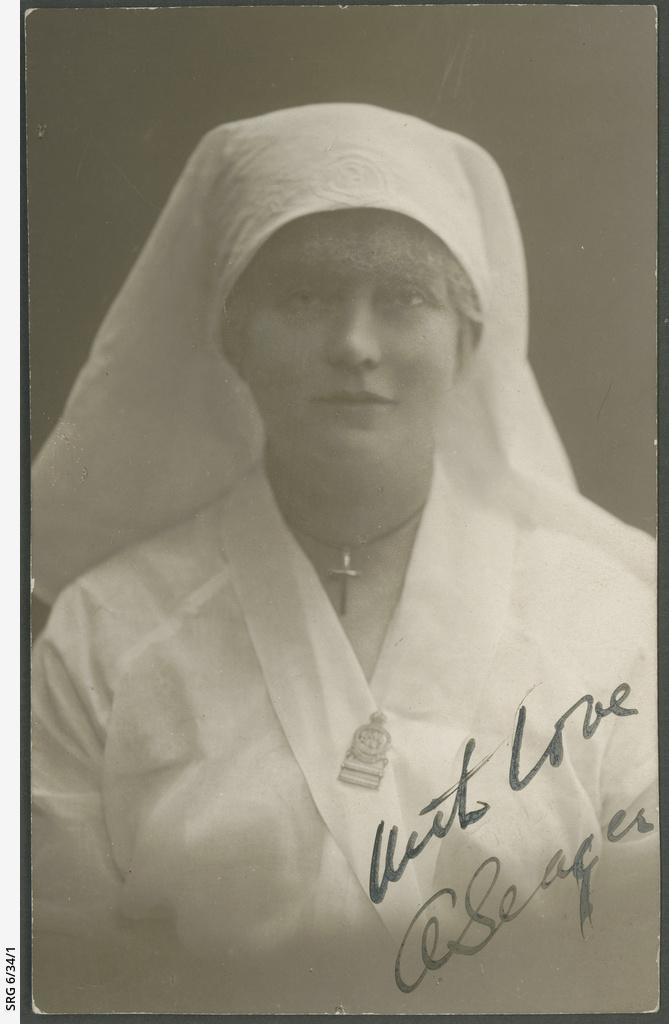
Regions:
[[328, 547, 360, 616]]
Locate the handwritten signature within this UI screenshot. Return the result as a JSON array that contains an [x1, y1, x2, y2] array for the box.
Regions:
[[394, 805, 653, 993], [365, 683, 654, 993]]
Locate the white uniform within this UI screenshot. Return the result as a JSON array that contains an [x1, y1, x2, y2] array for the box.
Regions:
[[32, 463, 658, 1013]]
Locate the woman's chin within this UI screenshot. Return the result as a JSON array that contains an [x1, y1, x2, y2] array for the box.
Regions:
[[293, 427, 416, 473]]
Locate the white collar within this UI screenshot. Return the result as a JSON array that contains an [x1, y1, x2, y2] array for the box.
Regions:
[[219, 461, 517, 939]]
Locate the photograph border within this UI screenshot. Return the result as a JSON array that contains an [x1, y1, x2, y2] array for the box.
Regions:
[[18, 1, 668, 1020]]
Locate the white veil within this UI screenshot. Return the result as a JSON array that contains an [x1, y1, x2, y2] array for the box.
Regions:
[[32, 103, 650, 603]]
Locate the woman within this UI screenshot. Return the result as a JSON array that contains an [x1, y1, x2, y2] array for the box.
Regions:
[[31, 103, 658, 1014]]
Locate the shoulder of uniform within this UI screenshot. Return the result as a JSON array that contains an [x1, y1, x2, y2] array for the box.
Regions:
[[514, 508, 654, 651], [38, 498, 234, 671]]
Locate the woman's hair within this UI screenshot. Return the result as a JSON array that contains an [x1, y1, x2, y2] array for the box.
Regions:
[[220, 207, 482, 367]]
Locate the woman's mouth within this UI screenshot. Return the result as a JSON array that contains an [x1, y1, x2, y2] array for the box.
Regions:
[[314, 390, 396, 405]]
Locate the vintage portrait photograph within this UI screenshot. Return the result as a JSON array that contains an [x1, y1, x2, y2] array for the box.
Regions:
[[26, 2, 659, 1015]]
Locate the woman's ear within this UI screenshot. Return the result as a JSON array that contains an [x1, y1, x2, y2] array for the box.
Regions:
[[220, 305, 247, 379], [456, 316, 482, 376]]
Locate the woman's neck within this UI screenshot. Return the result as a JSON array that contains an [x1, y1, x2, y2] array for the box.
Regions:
[[264, 443, 434, 548]]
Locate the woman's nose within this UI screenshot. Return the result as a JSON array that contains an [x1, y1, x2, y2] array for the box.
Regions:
[[325, 296, 382, 370]]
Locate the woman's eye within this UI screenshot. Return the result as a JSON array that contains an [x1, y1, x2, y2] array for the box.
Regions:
[[283, 288, 332, 312], [288, 289, 316, 305], [387, 287, 429, 308]]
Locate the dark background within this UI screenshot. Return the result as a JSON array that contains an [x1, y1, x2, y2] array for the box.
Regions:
[[26, 4, 657, 535]]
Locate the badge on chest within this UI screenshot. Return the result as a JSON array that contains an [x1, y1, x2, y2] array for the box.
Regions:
[[338, 711, 392, 789]]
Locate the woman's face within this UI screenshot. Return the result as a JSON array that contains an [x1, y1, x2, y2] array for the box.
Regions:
[[225, 209, 469, 471]]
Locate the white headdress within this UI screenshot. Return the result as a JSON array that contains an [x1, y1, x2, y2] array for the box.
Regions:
[[32, 103, 649, 602]]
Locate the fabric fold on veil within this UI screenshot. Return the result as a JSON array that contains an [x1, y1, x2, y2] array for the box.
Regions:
[[32, 102, 651, 603]]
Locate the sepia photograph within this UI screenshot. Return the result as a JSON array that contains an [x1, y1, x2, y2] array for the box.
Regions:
[[26, 3, 659, 1015]]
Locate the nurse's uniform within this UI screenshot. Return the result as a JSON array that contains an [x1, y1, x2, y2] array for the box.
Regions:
[[32, 461, 657, 1012]]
